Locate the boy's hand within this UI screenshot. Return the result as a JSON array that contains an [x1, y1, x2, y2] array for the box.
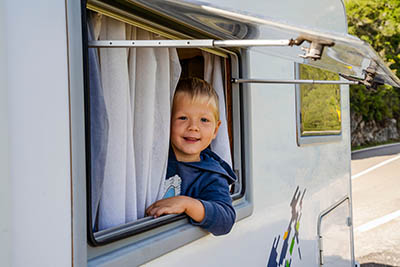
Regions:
[[146, 196, 205, 222]]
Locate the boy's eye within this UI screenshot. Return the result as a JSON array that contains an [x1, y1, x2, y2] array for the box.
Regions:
[[201, 118, 210, 123], [178, 116, 187, 120]]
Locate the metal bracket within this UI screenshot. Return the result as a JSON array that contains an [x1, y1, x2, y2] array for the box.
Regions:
[[293, 35, 335, 60], [339, 61, 381, 90], [319, 235, 324, 266], [347, 216, 353, 227]]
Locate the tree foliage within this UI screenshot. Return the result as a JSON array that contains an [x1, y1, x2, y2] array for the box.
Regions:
[[345, 0, 400, 124], [300, 65, 341, 133], [346, 0, 400, 76]]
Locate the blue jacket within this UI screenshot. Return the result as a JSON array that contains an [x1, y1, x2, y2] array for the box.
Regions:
[[166, 147, 237, 236]]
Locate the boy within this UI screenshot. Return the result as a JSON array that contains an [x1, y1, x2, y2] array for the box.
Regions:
[[146, 77, 236, 236]]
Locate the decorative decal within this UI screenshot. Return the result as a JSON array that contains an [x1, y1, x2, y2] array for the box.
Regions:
[[267, 186, 306, 267], [162, 174, 182, 199]]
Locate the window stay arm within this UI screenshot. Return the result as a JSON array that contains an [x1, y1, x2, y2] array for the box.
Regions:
[[88, 35, 334, 60], [231, 78, 359, 85], [88, 38, 373, 86], [88, 39, 293, 48]]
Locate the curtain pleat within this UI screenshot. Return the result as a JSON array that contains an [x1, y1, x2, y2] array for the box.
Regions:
[[126, 25, 138, 222], [88, 16, 109, 229], [98, 16, 131, 230], [203, 52, 233, 167], [132, 29, 157, 219]]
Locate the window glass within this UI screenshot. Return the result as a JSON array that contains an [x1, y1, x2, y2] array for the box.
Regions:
[[297, 64, 342, 137]]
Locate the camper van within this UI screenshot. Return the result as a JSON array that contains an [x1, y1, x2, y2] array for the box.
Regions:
[[2, 0, 400, 266]]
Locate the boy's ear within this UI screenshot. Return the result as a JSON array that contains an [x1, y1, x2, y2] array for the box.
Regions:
[[213, 120, 222, 139]]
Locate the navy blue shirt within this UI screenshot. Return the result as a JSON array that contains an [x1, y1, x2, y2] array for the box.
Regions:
[[166, 147, 237, 236]]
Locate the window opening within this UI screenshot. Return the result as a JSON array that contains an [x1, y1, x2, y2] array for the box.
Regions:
[[295, 63, 343, 146], [85, 10, 240, 245], [178, 49, 204, 79]]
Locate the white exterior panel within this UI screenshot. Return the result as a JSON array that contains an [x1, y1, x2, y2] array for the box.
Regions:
[[4, 1, 72, 266], [0, 0, 12, 265], [144, 53, 352, 267], [144, 0, 352, 266]]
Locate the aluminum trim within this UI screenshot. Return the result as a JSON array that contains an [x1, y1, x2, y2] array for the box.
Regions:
[[88, 39, 294, 48], [233, 78, 358, 85]]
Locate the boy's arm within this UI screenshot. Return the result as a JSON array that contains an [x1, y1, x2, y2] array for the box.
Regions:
[[146, 195, 205, 222], [146, 176, 235, 236], [191, 176, 236, 236]]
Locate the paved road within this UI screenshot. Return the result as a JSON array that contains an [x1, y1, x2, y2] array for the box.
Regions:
[[351, 143, 400, 267]]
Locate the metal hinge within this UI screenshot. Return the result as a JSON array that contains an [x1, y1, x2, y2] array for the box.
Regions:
[[347, 216, 353, 227], [231, 169, 242, 195], [319, 235, 324, 266], [339, 61, 381, 90]]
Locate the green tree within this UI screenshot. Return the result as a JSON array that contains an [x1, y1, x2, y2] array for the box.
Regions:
[[346, 0, 400, 76], [345, 0, 400, 125]]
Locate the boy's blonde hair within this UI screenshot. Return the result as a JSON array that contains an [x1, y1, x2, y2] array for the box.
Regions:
[[174, 77, 220, 121]]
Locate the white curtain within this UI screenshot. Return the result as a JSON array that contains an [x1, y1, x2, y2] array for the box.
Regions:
[[89, 14, 181, 230], [89, 13, 232, 231], [203, 52, 233, 167], [88, 14, 109, 229]]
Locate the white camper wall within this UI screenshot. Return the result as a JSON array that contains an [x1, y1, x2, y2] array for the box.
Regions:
[[248, 53, 352, 266], [0, 0, 11, 266], [3, 1, 72, 266], [145, 0, 352, 266]]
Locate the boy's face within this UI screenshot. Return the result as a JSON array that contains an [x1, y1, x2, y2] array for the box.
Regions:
[[171, 93, 221, 162]]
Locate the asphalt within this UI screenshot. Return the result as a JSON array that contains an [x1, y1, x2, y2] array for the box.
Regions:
[[351, 143, 400, 267]]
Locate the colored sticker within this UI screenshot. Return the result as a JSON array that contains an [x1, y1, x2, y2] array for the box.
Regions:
[[289, 236, 295, 255], [267, 186, 306, 267]]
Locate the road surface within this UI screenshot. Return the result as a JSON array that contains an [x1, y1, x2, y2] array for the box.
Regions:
[[351, 143, 400, 267]]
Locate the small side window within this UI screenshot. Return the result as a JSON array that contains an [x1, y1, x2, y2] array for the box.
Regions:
[[295, 63, 343, 146]]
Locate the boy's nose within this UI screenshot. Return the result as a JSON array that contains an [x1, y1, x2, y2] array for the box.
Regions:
[[188, 121, 199, 131]]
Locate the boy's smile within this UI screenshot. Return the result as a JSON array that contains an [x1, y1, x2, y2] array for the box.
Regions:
[[171, 93, 221, 162]]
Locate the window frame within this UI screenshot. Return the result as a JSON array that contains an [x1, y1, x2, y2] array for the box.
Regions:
[[82, 3, 250, 253], [295, 63, 344, 146]]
